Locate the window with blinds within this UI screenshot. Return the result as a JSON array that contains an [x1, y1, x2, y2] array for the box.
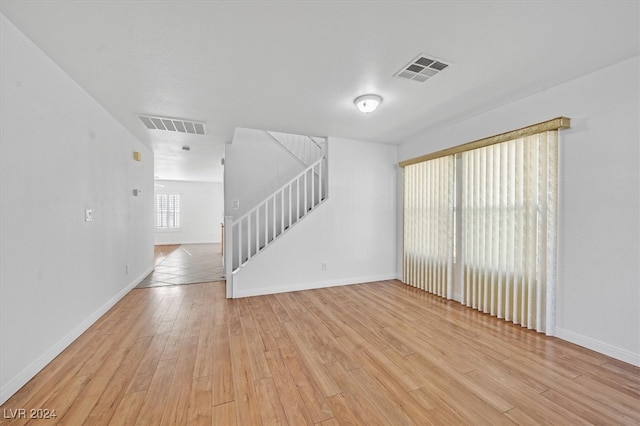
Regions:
[[460, 131, 558, 333], [403, 156, 455, 299], [156, 193, 181, 229], [400, 118, 568, 335]]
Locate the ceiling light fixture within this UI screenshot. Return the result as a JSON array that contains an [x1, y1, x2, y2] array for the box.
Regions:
[[354, 94, 383, 114]]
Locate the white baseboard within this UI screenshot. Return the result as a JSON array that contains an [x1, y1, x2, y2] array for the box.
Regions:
[[154, 240, 219, 245], [233, 273, 398, 298], [0, 266, 153, 405], [555, 327, 640, 367]]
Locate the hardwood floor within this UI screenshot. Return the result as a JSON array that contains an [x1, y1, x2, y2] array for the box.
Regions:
[[1, 280, 639, 425]]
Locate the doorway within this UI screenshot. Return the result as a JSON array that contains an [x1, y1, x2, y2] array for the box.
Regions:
[[137, 243, 224, 288]]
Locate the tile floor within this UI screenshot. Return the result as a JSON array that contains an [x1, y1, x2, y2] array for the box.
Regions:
[[137, 243, 224, 288]]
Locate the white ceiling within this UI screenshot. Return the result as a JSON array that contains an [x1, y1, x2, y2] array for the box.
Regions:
[[1, 1, 638, 182]]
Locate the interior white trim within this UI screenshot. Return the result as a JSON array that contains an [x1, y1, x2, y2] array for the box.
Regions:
[[555, 327, 640, 367], [0, 266, 153, 405], [154, 240, 218, 245], [233, 274, 398, 299]]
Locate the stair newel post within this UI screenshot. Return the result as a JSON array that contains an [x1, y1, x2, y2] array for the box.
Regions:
[[237, 219, 242, 268], [224, 215, 234, 299]]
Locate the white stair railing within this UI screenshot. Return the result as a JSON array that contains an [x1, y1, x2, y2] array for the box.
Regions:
[[266, 131, 324, 167], [224, 157, 327, 296]]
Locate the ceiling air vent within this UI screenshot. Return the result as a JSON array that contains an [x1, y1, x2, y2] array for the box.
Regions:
[[394, 54, 450, 83], [138, 115, 206, 135]]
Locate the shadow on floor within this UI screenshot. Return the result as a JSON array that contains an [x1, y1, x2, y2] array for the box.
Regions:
[[137, 243, 224, 288]]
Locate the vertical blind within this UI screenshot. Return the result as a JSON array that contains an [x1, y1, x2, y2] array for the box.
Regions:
[[156, 193, 181, 228], [461, 131, 557, 333], [401, 118, 567, 335], [403, 156, 455, 299]]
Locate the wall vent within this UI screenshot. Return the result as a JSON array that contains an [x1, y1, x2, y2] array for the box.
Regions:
[[394, 54, 450, 83], [138, 115, 206, 135]]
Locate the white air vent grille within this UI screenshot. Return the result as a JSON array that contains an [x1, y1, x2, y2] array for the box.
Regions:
[[139, 115, 206, 135], [394, 54, 450, 83]]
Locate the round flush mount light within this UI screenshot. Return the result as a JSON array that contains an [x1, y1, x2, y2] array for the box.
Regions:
[[354, 94, 383, 114]]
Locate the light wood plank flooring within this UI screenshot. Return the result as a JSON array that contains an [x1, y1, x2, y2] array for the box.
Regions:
[[1, 280, 639, 425]]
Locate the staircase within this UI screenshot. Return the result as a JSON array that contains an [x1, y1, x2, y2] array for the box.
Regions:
[[266, 131, 325, 167], [224, 132, 328, 298]]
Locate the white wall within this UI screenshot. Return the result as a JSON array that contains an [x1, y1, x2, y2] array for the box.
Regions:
[[397, 56, 640, 366], [224, 127, 306, 218], [0, 15, 154, 404], [233, 137, 397, 297], [154, 180, 224, 245]]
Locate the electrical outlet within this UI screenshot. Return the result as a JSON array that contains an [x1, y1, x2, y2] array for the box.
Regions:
[[85, 209, 93, 222], [321, 262, 327, 271]]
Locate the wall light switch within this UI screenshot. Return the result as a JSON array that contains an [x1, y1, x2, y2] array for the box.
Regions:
[[85, 209, 93, 222], [232, 199, 239, 209]]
